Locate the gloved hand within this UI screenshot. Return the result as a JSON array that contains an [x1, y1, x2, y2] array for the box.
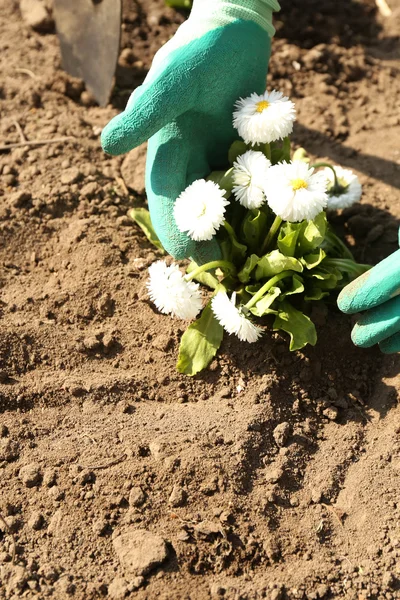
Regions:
[[338, 229, 400, 353], [101, 0, 279, 264]]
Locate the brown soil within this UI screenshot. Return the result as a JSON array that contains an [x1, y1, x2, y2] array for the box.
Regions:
[[0, 0, 400, 598]]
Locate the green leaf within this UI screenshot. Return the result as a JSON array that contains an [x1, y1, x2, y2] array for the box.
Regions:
[[297, 212, 327, 255], [207, 168, 234, 196], [304, 286, 329, 301], [165, 0, 192, 7], [278, 222, 302, 257], [186, 261, 219, 290], [249, 286, 281, 317], [242, 210, 268, 252], [280, 274, 305, 299], [309, 266, 342, 289], [301, 248, 326, 269], [238, 254, 260, 283], [177, 302, 224, 376], [256, 250, 303, 280], [228, 141, 248, 165], [221, 222, 247, 263], [128, 208, 165, 252], [245, 283, 262, 295], [273, 301, 317, 351]]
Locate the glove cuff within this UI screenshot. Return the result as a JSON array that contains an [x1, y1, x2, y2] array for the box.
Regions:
[[190, 0, 280, 38]]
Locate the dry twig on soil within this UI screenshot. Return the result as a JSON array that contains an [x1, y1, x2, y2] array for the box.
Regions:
[[0, 137, 76, 152]]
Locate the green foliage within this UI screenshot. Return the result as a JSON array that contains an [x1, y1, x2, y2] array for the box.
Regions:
[[177, 301, 223, 376], [165, 0, 192, 8], [274, 301, 317, 351], [129, 136, 370, 375], [128, 208, 165, 252]]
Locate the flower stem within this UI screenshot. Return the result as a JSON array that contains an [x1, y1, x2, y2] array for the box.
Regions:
[[261, 216, 283, 255], [222, 220, 238, 240], [245, 270, 292, 309], [185, 260, 236, 281], [310, 162, 340, 193]]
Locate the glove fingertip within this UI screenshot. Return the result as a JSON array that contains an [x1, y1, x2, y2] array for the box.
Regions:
[[351, 323, 374, 348], [379, 332, 400, 354]]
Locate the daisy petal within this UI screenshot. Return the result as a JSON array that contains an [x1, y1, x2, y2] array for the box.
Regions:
[[147, 260, 203, 320], [233, 90, 296, 145], [174, 179, 229, 242], [264, 160, 328, 222], [211, 291, 262, 343]]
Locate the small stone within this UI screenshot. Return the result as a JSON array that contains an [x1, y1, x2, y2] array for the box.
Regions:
[[273, 422, 291, 447], [82, 335, 102, 352], [210, 583, 226, 598], [80, 182, 98, 198], [316, 584, 329, 598], [119, 47, 135, 66], [19, 462, 42, 487], [311, 488, 322, 504], [265, 467, 284, 484], [43, 469, 57, 487], [93, 518, 109, 537], [149, 440, 168, 461], [168, 485, 186, 508], [193, 521, 223, 540], [79, 470, 96, 486], [128, 576, 144, 591], [20, 0, 54, 32], [60, 168, 82, 185], [113, 528, 169, 576], [129, 487, 146, 508], [270, 589, 283, 600], [48, 486, 64, 501], [323, 406, 339, 421], [108, 576, 128, 600], [28, 511, 44, 530], [80, 91, 96, 107]]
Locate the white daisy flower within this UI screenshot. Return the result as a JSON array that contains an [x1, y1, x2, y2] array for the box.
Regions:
[[233, 90, 296, 145], [232, 150, 271, 209], [323, 166, 362, 210], [264, 160, 328, 222], [147, 260, 203, 320], [211, 291, 263, 343], [174, 179, 229, 242]]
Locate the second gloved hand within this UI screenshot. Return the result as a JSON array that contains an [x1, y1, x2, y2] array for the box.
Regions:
[[101, 0, 279, 264], [338, 229, 400, 353]]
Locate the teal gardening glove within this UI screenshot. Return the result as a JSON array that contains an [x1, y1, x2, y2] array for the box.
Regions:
[[338, 230, 400, 353], [101, 0, 279, 264]]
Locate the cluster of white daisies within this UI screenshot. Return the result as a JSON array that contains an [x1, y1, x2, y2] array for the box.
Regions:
[[147, 89, 362, 343]]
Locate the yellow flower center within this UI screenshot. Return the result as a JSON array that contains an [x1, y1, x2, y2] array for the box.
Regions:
[[256, 100, 270, 113], [291, 178, 308, 191]]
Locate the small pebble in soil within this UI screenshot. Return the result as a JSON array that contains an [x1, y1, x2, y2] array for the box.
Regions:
[[273, 422, 292, 447], [168, 484, 186, 508], [19, 463, 42, 487], [113, 528, 169, 576], [323, 406, 339, 421], [28, 511, 44, 530], [129, 486, 146, 508]]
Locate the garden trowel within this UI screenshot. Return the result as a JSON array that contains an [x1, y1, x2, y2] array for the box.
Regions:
[[53, 0, 122, 107]]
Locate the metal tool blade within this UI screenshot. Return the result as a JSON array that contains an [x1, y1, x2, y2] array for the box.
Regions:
[[53, 0, 122, 107]]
